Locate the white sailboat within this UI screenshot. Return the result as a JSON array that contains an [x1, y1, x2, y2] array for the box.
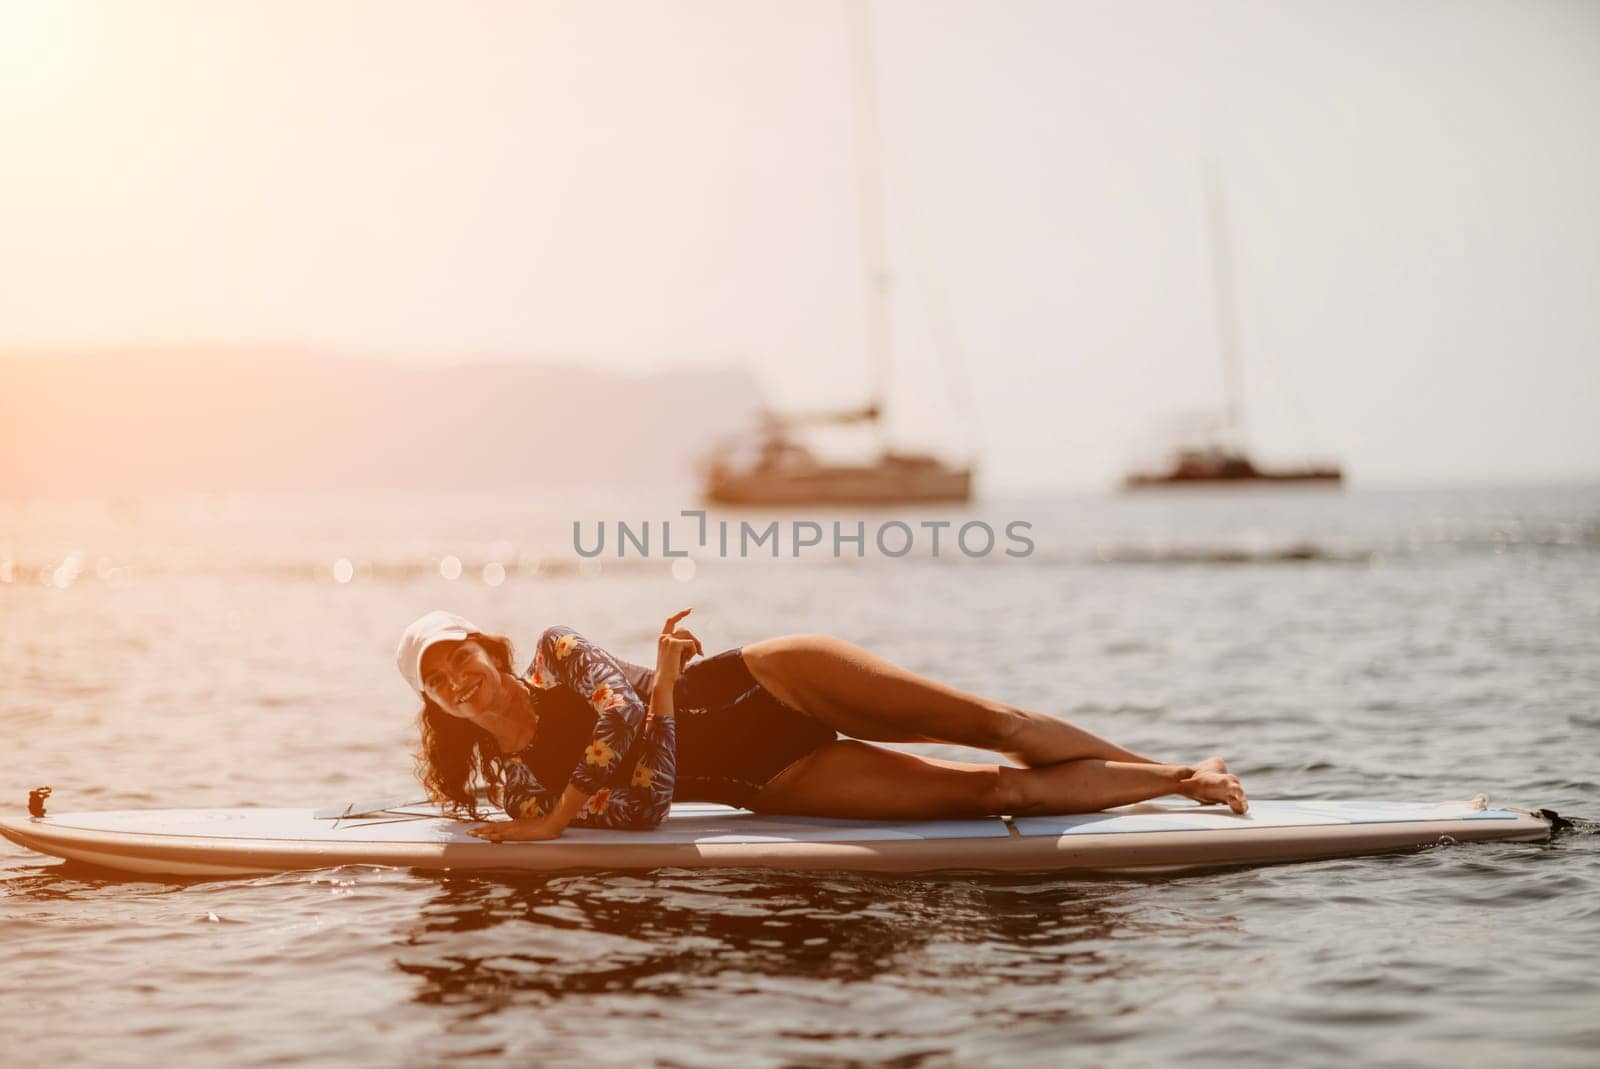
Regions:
[[701, 0, 975, 506]]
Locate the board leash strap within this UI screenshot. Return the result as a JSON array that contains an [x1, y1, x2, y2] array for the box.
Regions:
[[313, 785, 500, 820], [312, 798, 433, 820]]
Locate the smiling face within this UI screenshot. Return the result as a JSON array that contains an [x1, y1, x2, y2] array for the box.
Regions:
[[419, 637, 507, 721]]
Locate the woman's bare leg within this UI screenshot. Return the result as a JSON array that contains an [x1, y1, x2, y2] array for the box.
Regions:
[[741, 634, 1181, 768], [749, 740, 1248, 819]]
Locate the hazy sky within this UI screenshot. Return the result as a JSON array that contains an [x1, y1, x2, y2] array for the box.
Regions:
[[2, 0, 1596, 492]]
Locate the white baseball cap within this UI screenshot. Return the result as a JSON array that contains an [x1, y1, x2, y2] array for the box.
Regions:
[[396, 609, 482, 697]]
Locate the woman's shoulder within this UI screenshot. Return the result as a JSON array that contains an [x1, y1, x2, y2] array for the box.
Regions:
[[537, 623, 587, 658], [524, 624, 570, 688], [523, 624, 601, 687]]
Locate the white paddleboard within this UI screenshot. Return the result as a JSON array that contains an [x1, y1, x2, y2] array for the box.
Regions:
[[0, 797, 1551, 877]]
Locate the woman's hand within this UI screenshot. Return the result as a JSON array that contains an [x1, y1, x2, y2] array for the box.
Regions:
[[466, 814, 567, 842], [655, 607, 703, 686]]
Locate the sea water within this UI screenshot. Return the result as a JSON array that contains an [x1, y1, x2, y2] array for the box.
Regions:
[[2, 484, 1596, 1067]]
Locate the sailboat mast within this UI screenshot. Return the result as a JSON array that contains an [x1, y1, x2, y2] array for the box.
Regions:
[[1206, 165, 1245, 445], [847, 0, 890, 444]]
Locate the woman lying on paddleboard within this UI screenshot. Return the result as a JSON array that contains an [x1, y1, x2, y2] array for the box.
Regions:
[[396, 608, 1248, 842]]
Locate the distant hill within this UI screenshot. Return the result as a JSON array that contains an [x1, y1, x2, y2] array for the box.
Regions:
[[0, 349, 764, 495]]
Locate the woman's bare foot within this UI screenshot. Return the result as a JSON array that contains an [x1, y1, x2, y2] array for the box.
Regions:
[[1195, 756, 1229, 775], [1179, 767, 1249, 814]]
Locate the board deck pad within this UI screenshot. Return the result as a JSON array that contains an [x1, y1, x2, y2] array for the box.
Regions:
[[0, 798, 1551, 878]]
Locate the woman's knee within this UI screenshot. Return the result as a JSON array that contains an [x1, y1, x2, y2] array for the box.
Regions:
[[947, 764, 1022, 817], [860, 752, 1018, 820], [969, 704, 1028, 753], [983, 765, 1029, 815]]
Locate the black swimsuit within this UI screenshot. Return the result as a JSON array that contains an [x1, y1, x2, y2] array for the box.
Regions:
[[673, 647, 839, 808], [622, 647, 839, 808]]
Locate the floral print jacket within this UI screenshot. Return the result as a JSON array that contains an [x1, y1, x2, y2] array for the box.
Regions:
[[500, 625, 677, 830]]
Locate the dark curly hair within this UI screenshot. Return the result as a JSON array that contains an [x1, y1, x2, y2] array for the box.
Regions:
[[411, 631, 520, 820]]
